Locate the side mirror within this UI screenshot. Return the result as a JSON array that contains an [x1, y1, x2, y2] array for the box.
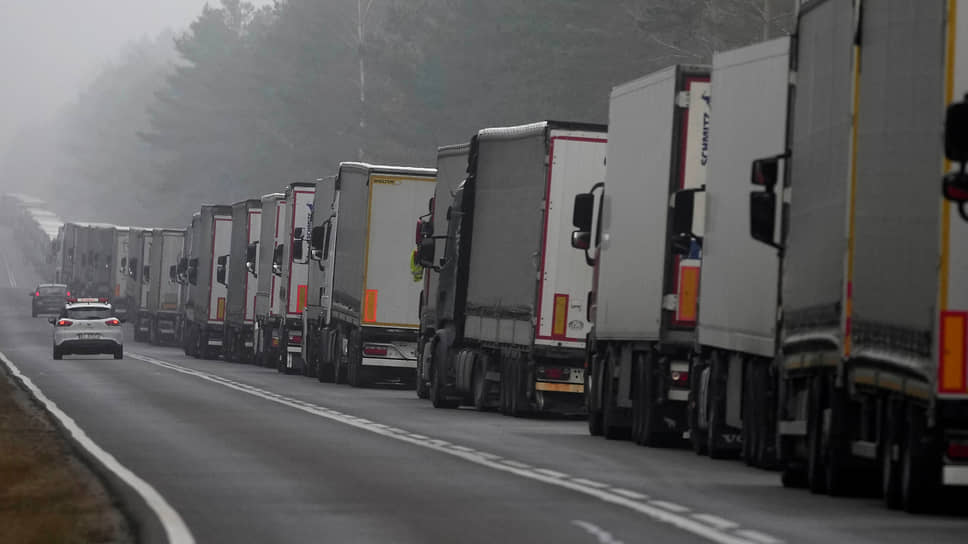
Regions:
[[169, 264, 177, 282], [572, 193, 594, 232], [272, 244, 284, 276], [188, 267, 198, 286], [417, 238, 435, 267], [750, 191, 778, 247], [945, 97, 968, 163], [48, 316, 56, 325], [246, 242, 259, 276], [143, 266, 150, 284], [571, 231, 590, 250], [671, 190, 695, 237], [216, 255, 228, 285], [428, 196, 435, 213], [292, 240, 304, 262], [294, 227, 304, 240], [311, 226, 325, 251], [121, 257, 127, 272], [751, 158, 780, 189]]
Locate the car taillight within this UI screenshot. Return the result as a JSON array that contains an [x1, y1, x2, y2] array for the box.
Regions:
[[671, 370, 690, 386], [56, 319, 73, 327], [66, 291, 71, 297], [35, 291, 40, 297], [537, 366, 565, 380], [948, 442, 968, 460], [289, 335, 302, 345], [105, 319, 121, 326], [363, 345, 388, 356]]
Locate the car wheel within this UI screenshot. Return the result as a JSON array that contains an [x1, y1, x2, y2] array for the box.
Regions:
[[114, 346, 123, 360]]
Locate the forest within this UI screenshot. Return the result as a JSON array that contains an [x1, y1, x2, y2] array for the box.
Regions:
[[1, 0, 794, 227]]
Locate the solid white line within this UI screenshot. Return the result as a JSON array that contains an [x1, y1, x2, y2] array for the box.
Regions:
[[691, 514, 739, 530], [572, 478, 610, 489], [572, 520, 625, 544], [735, 530, 784, 544], [652, 500, 691, 513], [127, 352, 771, 544], [610, 488, 649, 500], [1, 352, 194, 544], [534, 468, 569, 479]]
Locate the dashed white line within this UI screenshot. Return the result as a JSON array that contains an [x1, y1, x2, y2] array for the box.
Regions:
[[692, 514, 739, 530], [610, 488, 649, 500], [1, 352, 194, 544], [128, 352, 777, 544], [534, 468, 570, 479], [572, 478, 610, 489], [735, 530, 784, 544], [573, 520, 625, 544]]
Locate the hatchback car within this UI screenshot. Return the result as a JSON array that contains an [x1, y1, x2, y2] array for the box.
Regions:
[[51, 299, 124, 359], [31, 283, 69, 317]]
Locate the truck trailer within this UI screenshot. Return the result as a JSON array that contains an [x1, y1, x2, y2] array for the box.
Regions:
[[571, 65, 710, 441], [253, 193, 287, 368], [223, 199, 262, 363], [418, 121, 605, 414], [302, 178, 336, 379], [274, 182, 316, 374], [415, 143, 470, 398], [111, 227, 131, 319], [146, 228, 185, 345], [183, 205, 232, 359], [688, 38, 790, 464], [309, 163, 435, 386], [127, 228, 153, 342], [748, 0, 968, 512]]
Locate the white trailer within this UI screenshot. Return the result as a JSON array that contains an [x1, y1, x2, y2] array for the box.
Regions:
[[253, 193, 287, 368], [183, 205, 232, 358]]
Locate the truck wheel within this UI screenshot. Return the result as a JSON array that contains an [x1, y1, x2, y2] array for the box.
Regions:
[[806, 376, 828, 494], [472, 359, 488, 411], [824, 382, 851, 496], [636, 352, 664, 447], [881, 399, 903, 509], [781, 464, 807, 488], [741, 359, 755, 465], [149, 321, 158, 345], [688, 358, 709, 455], [347, 356, 362, 387], [707, 353, 731, 460], [415, 338, 430, 399], [430, 357, 458, 409], [602, 359, 625, 439], [900, 405, 941, 513], [587, 356, 604, 436]]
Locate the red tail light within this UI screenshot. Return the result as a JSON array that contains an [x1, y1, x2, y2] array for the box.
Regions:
[[56, 319, 73, 327], [948, 442, 968, 460], [671, 370, 690, 386], [35, 291, 40, 297], [537, 366, 565, 380], [105, 319, 121, 326], [66, 291, 71, 297], [289, 335, 302, 345], [363, 345, 388, 356]]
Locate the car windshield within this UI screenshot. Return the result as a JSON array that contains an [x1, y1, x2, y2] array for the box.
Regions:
[[65, 307, 113, 320], [38, 286, 66, 296]]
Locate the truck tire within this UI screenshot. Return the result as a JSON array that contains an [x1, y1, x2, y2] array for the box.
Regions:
[[881, 399, 903, 509], [587, 356, 604, 436], [114, 346, 123, 360], [415, 337, 430, 399], [53, 347, 62, 360], [688, 357, 709, 455], [741, 359, 755, 465], [707, 353, 731, 460], [430, 354, 458, 409], [824, 381, 851, 496], [602, 359, 625, 439], [635, 351, 664, 447], [806, 376, 828, 494], [900, 404, 941, 513], [472, 359, 488, 411]]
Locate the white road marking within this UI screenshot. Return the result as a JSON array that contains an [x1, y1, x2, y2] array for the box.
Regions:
[[572, 520, 625, 544], [1, 352, 194, 544], [572, 478, 610, 489], [610, 488, 649, 500], [534, 468, 569, 479], [735, 530, 784, 544], [692, 514, 740, 530], [128, 352, 776, 544]]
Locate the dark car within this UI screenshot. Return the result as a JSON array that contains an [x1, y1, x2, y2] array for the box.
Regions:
[[31, 284, 69, 317]]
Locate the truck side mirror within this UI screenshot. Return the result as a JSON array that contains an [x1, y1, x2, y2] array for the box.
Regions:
[[272, 244, 284, 276], [751, 158, 780, 189], [128, 258, 138, 279], [292, 239, 304, 262], [169, 264, 177, 282], [246, 242, 259, 276], [428, 196, 435, 213], [216, 255, 228, 285], [311, 225, 325, 251], [294, 227, 304, 240], [572, 193, 594, 232], [121, 257, 127, 273], [750, 191, 778, 247], [417, 238, 435, 267], [188, 258, 199, 285], [671, 190, 695, 238], [945, 97, 968, 163], [142, 265, 150, 284]]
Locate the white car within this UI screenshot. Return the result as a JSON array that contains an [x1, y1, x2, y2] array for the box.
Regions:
[[51, 298, 124, 360]]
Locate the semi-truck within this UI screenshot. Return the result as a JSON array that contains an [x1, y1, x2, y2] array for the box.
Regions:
[[687, 38, 790, 464], [745, 0, 968, 512], [146, 228, 185, 345], [127, 228, 153, 342], [182, 205, 232, 358], [415, 143, 470, 398], [274, 182, 316, 374], [302, 178, 336, 379], [223, 199, 261, 363], [111, 226, 131, 319], [571, 66, 709, 440], [309, 163, 435, 386], [253, 193, 287, 368], [417, 121, 605, 414]]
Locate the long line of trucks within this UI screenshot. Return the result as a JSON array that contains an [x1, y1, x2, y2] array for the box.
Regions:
[[14, 0, 968, 517]]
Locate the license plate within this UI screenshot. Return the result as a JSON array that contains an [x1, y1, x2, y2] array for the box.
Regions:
[[78, 333, 101, 339]]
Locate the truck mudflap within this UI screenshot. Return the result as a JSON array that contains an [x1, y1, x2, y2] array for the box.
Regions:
[[361, 341, 417, 369]]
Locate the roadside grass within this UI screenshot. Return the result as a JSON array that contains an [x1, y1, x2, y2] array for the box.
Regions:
[[0, 370, 132, 543]]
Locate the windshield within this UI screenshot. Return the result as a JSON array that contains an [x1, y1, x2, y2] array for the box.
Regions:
[[64, 306, 113, 320], [38, 286, 66, 296]]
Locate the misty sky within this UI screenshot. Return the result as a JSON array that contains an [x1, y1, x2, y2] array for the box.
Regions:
[[0, 0, 270, 156]]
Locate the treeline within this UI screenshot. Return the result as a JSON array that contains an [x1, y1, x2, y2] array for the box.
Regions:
[[4, 0, 793, 227]]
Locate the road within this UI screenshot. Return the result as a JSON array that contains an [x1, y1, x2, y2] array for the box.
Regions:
[[2, 226, 968, 544]]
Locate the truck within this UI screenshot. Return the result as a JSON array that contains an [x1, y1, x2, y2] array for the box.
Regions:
[[416, 121, 605, 414], [309, 163, 435, 386], [571, 66, 709, 440], [686, 38, 790, 464], [253, 193, 287, 368], [111, 227, 131, 319], [182, 205, 232, 358], [415, 143, 470, 398], [272, 182, 316, 374], [747, 0, 968, 511], [146, 228, 185, 345], [127, 228, 153, 342], [302, 178, 336, 379], [222, 199, 261, 363]]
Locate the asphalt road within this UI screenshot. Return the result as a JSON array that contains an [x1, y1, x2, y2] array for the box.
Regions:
[[3, 226, 968, 544]]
